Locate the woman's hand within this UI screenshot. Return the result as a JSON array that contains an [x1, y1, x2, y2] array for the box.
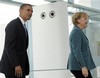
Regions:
[[82, 67, 88, 78]]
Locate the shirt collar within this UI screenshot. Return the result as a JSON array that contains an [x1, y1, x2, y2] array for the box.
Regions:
[[19, 16, 26, 25]]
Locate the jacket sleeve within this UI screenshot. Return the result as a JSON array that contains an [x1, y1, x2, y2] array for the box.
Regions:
[[5, 21, 20, 68], [70, 29, 85, 68]]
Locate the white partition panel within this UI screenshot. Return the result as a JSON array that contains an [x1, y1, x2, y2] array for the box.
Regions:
[[32, 70, 71, 78], [31, 1, 71, 78]]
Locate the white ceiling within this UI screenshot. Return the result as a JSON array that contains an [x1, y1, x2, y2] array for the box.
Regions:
[[12, 0, 68, 5], [12, 0, 53, 5]]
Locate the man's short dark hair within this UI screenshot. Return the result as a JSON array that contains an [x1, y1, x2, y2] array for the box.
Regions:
[[20, 4, 32, 9]]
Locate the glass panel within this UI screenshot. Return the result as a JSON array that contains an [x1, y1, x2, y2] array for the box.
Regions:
[[86, 22, 100, 78]]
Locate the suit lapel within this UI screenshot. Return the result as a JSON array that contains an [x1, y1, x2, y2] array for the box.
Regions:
[[16, 18, 28, 47]]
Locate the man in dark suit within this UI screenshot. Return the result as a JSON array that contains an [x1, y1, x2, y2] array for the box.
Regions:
[[0, 4, 33, 78]]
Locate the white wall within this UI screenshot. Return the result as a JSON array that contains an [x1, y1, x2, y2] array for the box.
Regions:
[[29, 1, 71, 78]]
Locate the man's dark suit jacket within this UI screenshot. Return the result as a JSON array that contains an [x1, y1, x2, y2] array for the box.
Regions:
[[0, 17, 29, 76]]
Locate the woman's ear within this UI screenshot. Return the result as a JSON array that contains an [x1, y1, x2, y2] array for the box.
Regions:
[[77, 19, 80, 24]]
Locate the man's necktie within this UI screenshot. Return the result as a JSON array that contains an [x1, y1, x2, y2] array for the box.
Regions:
[[23, 24, 28, 36]]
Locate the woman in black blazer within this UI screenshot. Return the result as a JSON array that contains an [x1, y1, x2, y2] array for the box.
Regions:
[[0, 4, 33, 78]]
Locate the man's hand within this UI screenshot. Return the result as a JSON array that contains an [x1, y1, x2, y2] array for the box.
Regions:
[[82, 67, 88, 78], [15, 65, 22, 77]]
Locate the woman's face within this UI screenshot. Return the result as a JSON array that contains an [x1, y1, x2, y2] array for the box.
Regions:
[[78, 16, 88, 29]]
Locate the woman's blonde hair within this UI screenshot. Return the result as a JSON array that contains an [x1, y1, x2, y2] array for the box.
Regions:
[[72, 12, 88, 26]]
